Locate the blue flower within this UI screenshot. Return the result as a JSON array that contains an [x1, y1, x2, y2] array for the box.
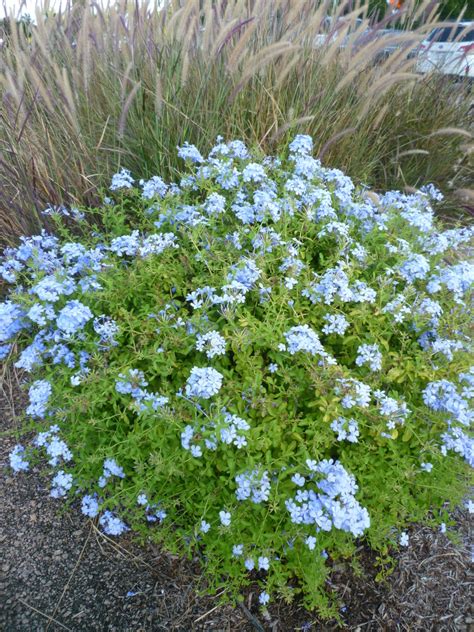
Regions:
[[81, 494, 100, 518], [32, 275, 75, 302], [322, 313, 350, 336], [242, 162, 266, 184], [196, 331, 226, 359], [235, 469, 271, 504], [140, 176, 168, 199], [110, 168, 134, 191], [398, 254, 430, 283], [291, 473, 305, 487], [289, 134, 313, 155], [50, 470, 73, 498], [0, 344, 11, 360], [244, 557, 255, 570], [103, 458, 125, 480], [419, 183, 444, 202], [137, 494, 148, 506], [177, 142, 204, 164], [93, 315, 119, 347], [284, 325, 324, 356], [9, 445, 29, 472], [44, 435, 73, 466], [99, 511, 129, 536], [258, 556, 270, 571], [285, 459, 370, 537], [330, 417, 359, 443], [203, 192, 226, 216], [185, 367, 223, 399], [336, 378, 371, 409], [259, 591, 270, 606], [56, 300, 93, 336], [226, 258, 261, 290], [26, 379, 52, 419], [305, 536, 317, 551], [355, 344, 382, 372], [219, 510, 231, 527], [109, 231, 140, 257], [0, 301, 26, 342]]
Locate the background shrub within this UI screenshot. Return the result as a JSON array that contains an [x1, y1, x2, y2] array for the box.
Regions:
[[0, 0, 472, 244], [2, 137, 472, 615]]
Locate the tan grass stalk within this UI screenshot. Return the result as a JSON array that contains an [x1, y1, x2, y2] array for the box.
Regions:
[[118, 80, 142, 138], [154, 72, 163, 117], [269, 115, 316, 145], [429, 128, 473, 139], [225, 18, 258, 72]]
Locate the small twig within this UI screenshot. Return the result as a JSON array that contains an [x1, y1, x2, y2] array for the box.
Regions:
[[239, 602, 266, 632], [193, 588, 227, 622], [90, 521, 157, 572], [46, 524, 92, 631], [17, 598, 74, 632], [194, 602, 222, 623]]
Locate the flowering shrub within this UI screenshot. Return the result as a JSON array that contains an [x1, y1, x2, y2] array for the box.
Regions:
[[2, 136, 473, 615]]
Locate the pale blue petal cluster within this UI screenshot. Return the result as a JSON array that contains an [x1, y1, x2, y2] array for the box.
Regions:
[[185, 366, 223, 399], [235, 469, 271, 503], [196, 330, 226, 358], [355, 344, 382, 372], [9, 445, 30, 472], [285, 459, 370, 537], [26, 379, 52, 419]]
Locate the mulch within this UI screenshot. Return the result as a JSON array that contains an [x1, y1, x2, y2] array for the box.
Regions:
[[1, 365, 472, 631]]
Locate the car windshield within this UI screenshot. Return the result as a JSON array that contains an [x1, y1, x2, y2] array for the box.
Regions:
[[427, 26, 474, 43]]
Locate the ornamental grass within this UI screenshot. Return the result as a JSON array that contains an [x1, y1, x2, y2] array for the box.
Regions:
[[0, 0, 472, 244]]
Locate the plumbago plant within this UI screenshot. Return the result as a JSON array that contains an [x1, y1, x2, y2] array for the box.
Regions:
[[1, 136, 473, 615]]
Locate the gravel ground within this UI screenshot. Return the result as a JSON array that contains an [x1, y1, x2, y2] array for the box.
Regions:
[[1, 366, 472, 631]]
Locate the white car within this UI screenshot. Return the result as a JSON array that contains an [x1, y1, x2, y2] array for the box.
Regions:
[[415, 22, 474, 78]]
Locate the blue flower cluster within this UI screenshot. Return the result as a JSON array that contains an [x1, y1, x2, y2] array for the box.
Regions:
[[235, 469, 271, 503], [285, 459, 370, 537], [355, 344, 382, 372], [195, 330, 226, 358], [99, 458, 125, 488], [330, 417, 359, 443], [26, 380, 52, 419], [99, 511, 129, 536], [422, 375, 473, 466], [81, 494, 100, 518], [335, 378, 372, 409], [185, 366, 223, 399], [34, 425, 73, 466], [51, 470, 73, 498], [283, 325, 336, 365], [115, 369, 169, 413], [181, 408, 250, 457], [322, 313, 350, 336], [9, 445, 29, 472]]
